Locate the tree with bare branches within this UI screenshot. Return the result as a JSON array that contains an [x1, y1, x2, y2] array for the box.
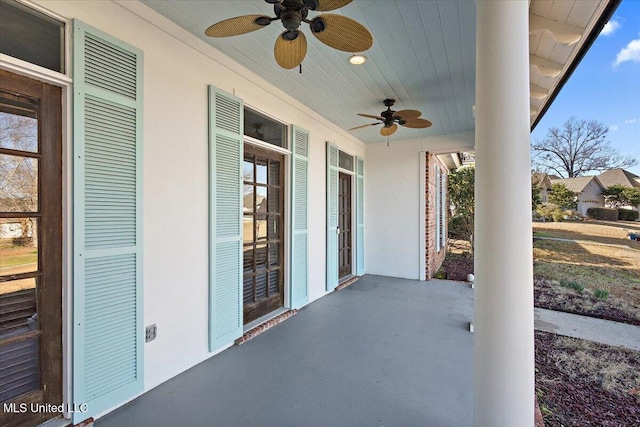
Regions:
[[531, 117, 637, 178]]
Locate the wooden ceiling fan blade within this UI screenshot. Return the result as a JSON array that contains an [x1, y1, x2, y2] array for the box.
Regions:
[[274, 30, 307, 69], [401, 118, 433, 128], [315, 0, 353, 11], [205, 15, 272, 37], [393, 109, 422, 120], [380, 124, 397, 136], [358, 113, 384, 120], [310, 14, 373, 52], [349, 122, 380, 131]]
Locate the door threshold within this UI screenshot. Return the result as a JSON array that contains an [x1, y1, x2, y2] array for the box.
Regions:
[[236, 308, 297, 345], [336, 275, 360, 291]]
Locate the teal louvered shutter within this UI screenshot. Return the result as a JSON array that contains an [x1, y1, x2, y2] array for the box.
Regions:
[[326, 142, 339, 291], [290, 126, 309, 309], [355, 156, 365, 275], [72, 20, 143, 423], [208, 86, 243, 351]]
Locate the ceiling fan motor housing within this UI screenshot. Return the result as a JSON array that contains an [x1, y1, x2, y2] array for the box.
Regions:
[[381, 100, 396, 127]]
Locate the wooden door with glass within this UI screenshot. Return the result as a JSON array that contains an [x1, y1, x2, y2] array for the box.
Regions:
[[242, 145, 285, 324], [338, 172, 352, 279], [0, 69, 62, 425]]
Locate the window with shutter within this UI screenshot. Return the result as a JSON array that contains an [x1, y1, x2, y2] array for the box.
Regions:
[[72, 20, 143, 423]]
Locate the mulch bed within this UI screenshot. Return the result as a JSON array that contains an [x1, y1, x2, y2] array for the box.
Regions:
[[437, 252, 473, 281], [534, 277, 640, 326], [535, 331, 640, 426]]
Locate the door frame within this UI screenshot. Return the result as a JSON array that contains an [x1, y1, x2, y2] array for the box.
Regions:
[[337, 171, 353, 280], [336, 166, 356, 282], [242, 143, 287, 324], [0, 68, 63, 426], [1, 7, 73, 417]]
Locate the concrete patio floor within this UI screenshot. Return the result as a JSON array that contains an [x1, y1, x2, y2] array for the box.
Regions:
[[96, 275, 474, 427]]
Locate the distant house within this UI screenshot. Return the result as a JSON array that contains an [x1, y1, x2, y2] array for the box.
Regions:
[[598, 168, 640, 189], [532, 173, 552, 204], [598, 168, 640, 211], [550, 176, 605, 216]]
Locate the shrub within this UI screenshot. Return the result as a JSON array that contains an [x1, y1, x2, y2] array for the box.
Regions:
[[559, 279, 584, 292], [552, 209, 564, 222], [618, 209, 639, 221], [594, 289, 610, 300], [448, 215, 472, 240], [586, 207, 618, 221], [549, 183, 577, 210], [535, 203, 560, 222]]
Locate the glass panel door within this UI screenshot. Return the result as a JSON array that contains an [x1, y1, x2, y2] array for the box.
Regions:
[[338, 172, 352, 279], [242, 145, 284, 324], [0, 70, 62, 426]]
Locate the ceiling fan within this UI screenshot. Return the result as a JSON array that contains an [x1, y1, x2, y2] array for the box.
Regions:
[[350, 99, 433, 136], [204, 0, 373, 69]]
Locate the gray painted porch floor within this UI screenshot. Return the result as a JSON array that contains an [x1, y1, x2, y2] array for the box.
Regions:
[[96, 275, 474, 427]]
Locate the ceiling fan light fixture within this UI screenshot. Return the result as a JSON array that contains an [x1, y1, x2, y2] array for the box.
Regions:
[[310, 16, 326, 33], [283, 30, 299, 41], [348, 53, 367, 65]]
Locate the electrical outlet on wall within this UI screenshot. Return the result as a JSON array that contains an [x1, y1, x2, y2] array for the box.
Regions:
[[145, 324, 157, 342]]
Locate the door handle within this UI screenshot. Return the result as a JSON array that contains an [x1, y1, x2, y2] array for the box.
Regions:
[[337, 227, 341, 235]]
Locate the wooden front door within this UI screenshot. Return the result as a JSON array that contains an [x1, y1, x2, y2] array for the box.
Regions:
[[338, 172, 352, 279], [0, 70, 63, 425], [242, 145, 285, 324]]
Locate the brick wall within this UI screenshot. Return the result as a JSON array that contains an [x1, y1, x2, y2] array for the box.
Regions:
[[424, 152, 448, 279]]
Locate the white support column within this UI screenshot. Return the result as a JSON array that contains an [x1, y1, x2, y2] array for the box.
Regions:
[[474, 1, 534, 426]]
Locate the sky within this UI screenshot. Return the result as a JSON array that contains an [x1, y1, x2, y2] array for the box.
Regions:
[[531, 0, 640, 177]]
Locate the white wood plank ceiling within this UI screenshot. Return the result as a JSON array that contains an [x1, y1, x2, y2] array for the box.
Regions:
[[141, 0, 615, 145]]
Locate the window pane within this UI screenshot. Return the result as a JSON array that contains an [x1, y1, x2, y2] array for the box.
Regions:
[[0, 278, 37, 338], [0, 100, 38, 153], [255, 273, 267, 299], [0, 218, 38, 274], [256, 216, 267, 241], [339, 150, 354, 171], [268, 188, 279, 213], [244, 108, 286, 148], [243, 275, 254, 304], [255, 243, 267, 268], [243, 185, 254, 214], [0, 154, 38, 212], [0, 0, 64, 73], [243, 244, 254, 272], [267, 216, 278, 240], [268, 270, 279, 295], [256, 160, 267, 185], [242, 216, 254, 244], [269, 243, 279, 266], [268, 161, 280, 186], [243, 158, 254, 183], [0, 335, 40, 402], [256, 187, 267, 213]]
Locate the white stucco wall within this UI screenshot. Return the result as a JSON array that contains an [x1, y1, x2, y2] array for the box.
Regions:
[[365, 132, 474, 280], [577, 180, 604, 215], [29, 0, 365, 399]]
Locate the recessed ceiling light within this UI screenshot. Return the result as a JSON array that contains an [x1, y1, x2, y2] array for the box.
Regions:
[[348, 54, 367, 65]]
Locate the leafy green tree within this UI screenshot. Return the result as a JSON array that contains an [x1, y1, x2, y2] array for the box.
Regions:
[[448, 166, 474, 245], [602, 184, 640, 209], [531, 181, 542, 210], [548, 183, 577, 210]]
